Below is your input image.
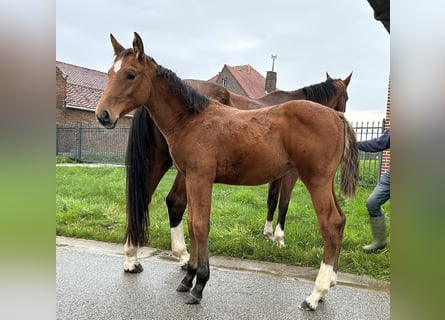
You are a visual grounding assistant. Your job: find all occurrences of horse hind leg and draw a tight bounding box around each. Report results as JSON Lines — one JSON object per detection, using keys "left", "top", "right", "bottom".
{"left": 273, "top": 171, "right": 299, "bottom": 247}
{"left": 123, "top": 239, "right": 143, "bottom": 273}
{"left": 298, "top": 181, "right": 345, "bottom": 311}
{"left": 264, "top": 179, "right": 281, "bottom": 240}
{"left": 177, "top": 204, "right": 197, "bottom": 293}
{"left": 166, "top": 172, "right": 190, "bottom": 268}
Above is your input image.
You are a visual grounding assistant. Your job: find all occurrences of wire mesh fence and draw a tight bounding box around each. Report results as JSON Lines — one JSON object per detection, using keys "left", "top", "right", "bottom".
{"left": 56, "top": 119, "right": 386, "bottom": 187}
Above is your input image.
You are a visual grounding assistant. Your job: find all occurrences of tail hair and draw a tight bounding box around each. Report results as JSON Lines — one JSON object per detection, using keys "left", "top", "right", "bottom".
{"left": 125, "top": 106, "right": 152, "bottom": 246}
{"left": 339, "top": 115, "right": 359, "bottom": 200}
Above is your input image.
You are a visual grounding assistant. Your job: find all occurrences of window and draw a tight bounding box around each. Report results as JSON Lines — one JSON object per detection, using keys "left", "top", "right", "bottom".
{"left": 221, "top": 78, "right": 227, "bottom": 87}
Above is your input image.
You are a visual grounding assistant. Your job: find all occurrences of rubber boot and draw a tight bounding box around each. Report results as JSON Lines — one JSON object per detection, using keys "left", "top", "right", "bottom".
{"left": 363, "top": 216, "right": 387, "bottom": 253}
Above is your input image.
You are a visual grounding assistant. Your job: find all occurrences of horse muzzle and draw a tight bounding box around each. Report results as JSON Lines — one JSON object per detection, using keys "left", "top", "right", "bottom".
{"left": 96, "top": 109, "right": 117, "bottom": 129}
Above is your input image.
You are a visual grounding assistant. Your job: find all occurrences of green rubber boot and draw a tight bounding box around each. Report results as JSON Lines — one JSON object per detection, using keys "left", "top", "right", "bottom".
{"left": 363, "top": 216, "right": 387, "bottom": 253}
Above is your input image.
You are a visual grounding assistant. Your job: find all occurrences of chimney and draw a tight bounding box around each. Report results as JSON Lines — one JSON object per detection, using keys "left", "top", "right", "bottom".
{"left": 265, "top": 54, "right": 277, "bottom": 93}
{"left": 265, "top": 71, "right": 277, "bottom": 93}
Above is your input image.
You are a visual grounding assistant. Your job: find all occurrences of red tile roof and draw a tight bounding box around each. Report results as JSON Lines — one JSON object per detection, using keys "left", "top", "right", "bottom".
{"left": 210, "top": 64, "right": 266, "bottom": 99}
{"left": 57, "top": 61, "right": 107, "bottom": 110}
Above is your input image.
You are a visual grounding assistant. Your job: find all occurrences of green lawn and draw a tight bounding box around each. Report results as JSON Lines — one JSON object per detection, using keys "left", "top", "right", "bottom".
{"left": 56, "top": 165, "right": 390, "bottom": 281}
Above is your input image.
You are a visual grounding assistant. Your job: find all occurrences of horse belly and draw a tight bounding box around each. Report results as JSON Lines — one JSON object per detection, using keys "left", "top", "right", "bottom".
{"left": 214, "top": 153, "right": 292, "bottom": 186}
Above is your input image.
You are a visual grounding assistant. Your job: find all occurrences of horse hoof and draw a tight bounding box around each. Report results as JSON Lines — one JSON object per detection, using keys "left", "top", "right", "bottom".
{"left": 176, "top": 283, "right": 191, "bottom": 292}
{"left": 124, "top": 263, "right": 143, "bottom": 273}
{"left": 298, "top": 300, "right": 316, "bottom": 311}
{"left": 185, "top": 293, "right": 201, "bottom": 305}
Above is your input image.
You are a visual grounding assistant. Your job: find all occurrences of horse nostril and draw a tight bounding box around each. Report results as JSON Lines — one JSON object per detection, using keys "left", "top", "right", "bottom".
{"left": 102, "top": 110, "right": 110, "bottom": 121}
{"left": 96, "top": 109, "right": 111, "bottom": 126}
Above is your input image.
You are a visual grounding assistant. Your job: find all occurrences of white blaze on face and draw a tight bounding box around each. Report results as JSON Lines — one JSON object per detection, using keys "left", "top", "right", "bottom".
{"left": 113, "top": 59, "right": 122, "bottom": 73}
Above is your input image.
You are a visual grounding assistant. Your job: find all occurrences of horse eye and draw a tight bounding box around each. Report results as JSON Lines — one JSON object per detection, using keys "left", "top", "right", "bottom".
{"left": 127, "top": 72, "right": 136, "bottom": 80}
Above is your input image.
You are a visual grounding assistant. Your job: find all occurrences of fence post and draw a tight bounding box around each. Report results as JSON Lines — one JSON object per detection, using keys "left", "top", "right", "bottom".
{"left": 75, "top": 122, "right": 83, "bottom": 161}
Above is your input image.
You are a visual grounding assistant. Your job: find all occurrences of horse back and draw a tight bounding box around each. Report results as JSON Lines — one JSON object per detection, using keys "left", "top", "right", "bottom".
{"left": 170, "top": 101, "right": 344, "bottom": 185}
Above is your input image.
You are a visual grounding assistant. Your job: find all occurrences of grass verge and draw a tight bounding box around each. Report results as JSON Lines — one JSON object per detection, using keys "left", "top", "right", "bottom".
{"left": 56, "top": 165, "right": 390, "bottom": 281}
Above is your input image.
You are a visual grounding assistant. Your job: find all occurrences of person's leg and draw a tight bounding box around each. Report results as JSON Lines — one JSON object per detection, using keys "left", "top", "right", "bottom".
{"left": 363, "top": 170, "right": 390, "bottom": 253}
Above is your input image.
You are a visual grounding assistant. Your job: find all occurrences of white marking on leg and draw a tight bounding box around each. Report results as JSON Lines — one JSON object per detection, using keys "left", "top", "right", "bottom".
{"left": 305, "top": 262, "right": 333, "bottom": 310}
{"left": 273, "top": 224, "right": 286, "bottom": 247}
{"left": 171, "top": 222, "right": 190, "bottom": 267}
{"left": 123, "top": 241, "right": 139, "bottom": 271}
{"left": 113, "top": 59, "right": 122, "bottom": 73}
{"left": 263, "top": 220, "right": 273, "bottom": 239}
{"left": 330, "top": 271, "right": 338, "bottom": 287}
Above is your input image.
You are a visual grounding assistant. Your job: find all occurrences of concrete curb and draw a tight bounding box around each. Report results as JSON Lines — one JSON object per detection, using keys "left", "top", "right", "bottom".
{"left": 56, "top": 236, "right": 390, "bottom": 293}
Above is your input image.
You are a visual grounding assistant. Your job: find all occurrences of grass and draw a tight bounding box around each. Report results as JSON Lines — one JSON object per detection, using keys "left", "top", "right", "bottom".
{"left": 56, "top": 166, "right": 390, "bottom": 281}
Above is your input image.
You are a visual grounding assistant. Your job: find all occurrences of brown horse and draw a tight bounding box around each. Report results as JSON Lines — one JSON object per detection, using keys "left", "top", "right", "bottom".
{"left": 124, "top": 74, "right": 352, "bottom": 270}
{"left": 96, "top": 33, "right": 359, "bottom": 311}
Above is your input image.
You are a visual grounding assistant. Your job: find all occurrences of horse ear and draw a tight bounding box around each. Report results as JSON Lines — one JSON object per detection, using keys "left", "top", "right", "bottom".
{"left": 326, "top": 72, "right": 333, "bottom": 80}
{"left": 343, "top": 72, "right": 353, "bottom": 87}
{"left": 110, "top": 34, "right": 125, "bottom": 56}
{"left": 133, "top": 32, "right": 145, "bottom": 60}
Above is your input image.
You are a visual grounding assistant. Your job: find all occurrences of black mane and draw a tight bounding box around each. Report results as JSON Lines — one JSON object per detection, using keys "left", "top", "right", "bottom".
{"left": 156, "top": 64, "right": 210, "bottom": 113}
{"left": 303, "top": 79, "right": 337, "bottom": 104}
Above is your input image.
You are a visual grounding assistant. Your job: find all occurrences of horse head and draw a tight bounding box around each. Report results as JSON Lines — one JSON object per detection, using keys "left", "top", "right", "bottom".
{"left": 326, "top": 72, "right": 352, "bottom": 113}
{"left": 96, "top": 32, "right": 153, "bottom": 128}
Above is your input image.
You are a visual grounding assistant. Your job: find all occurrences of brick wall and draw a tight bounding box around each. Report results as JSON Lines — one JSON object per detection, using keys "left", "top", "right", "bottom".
{"left": 215, "top": 68, "right": 247, "bottom": 96}
{"left": 381, "top": 77, "right": 391, "bottom": 175}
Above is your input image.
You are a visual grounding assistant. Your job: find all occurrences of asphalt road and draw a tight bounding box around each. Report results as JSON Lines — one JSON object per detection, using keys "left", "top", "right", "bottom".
{"left": 56, "top": 237, "right": 389, "bottom": 320}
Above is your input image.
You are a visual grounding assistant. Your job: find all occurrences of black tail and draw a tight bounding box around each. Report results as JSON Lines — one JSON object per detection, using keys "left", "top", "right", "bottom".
{"left": 125, "top": 107, "right": 153, "bottom": 246}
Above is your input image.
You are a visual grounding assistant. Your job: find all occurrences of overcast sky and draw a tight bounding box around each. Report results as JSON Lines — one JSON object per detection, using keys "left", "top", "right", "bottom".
{"left": 56, "top": 0, "right": 389, "bottom": 123}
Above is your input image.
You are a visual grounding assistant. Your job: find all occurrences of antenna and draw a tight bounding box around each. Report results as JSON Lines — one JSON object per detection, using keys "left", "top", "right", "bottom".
{"left": 271, "top": 54, "right": 277, "bottom": 71}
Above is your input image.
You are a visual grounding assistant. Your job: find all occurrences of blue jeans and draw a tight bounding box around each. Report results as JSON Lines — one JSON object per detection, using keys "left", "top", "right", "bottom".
{"left": 366, "top": 168, "right": 390, "bottom": 217}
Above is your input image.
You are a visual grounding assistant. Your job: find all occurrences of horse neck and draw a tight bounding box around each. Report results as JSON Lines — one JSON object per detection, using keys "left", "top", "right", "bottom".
{"left": 145, "top": 77, "right": 190, "bottom": 138}
{"left": 256, "top": 89, "right": 306, "bottom": 106}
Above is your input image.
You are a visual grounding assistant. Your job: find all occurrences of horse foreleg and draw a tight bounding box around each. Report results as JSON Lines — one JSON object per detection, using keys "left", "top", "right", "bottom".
{"left": 166, "top": 172, "right": 190, "bottom": 267}
{"left": 298, "top": 184, "right": 345, "bottom": 311}
{"left": 123, "top": 239, "right": 143, "bottom": 273}
{"left": 179, "top": 176, "right": 212, "bottom": 305}
{"left": 264, "top": 179, "right": 281, "bottom": 240}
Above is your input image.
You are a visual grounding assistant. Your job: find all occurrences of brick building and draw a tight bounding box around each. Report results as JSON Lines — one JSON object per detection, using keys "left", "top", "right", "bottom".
{"left": 208, "top": 64, "right": 268, "bottom": 98}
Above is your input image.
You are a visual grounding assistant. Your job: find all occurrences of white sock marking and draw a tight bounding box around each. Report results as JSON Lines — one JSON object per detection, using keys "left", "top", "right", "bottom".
{"left": 171, "top": 222, "right": 189, "bottom": 266}
{"left": 305, "top": 262, "right": 334, "bottom": 310}
{"left": 273, "top": 224, "right": 286, "bottom": 247}
{"left": 123, "top": 241, "right": 139, "bottom": 271}
{"left": 263, "top": 220, "right": 273, "bottom": 238}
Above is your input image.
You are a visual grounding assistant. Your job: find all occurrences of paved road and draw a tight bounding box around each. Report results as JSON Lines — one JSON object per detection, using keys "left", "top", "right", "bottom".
{"left": 56, "top": 237, "right": 390, "bottom": 320}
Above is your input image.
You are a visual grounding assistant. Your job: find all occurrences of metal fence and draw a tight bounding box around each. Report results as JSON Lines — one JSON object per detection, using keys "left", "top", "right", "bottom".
{"left": 56, "top": 120, "right": 386, "bottom": 187}
{"left": 56, "top": 123, "right": 129, "bottom": 164}
{"left": 353, "top": 119, "right": 386, "bottom": 187}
